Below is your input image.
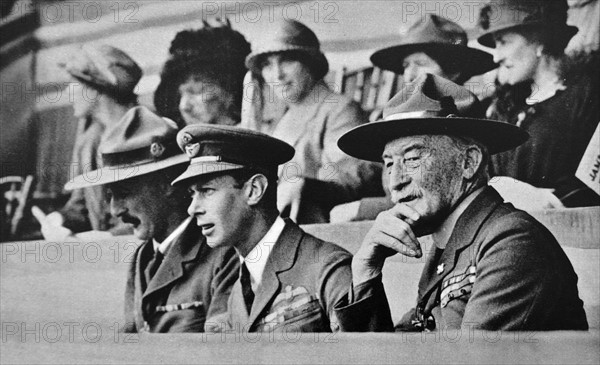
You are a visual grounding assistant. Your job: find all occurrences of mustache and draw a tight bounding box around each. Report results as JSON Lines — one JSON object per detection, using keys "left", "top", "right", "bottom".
{"left": 394, "top": 190, "right": 423, "bottom": 204}
{"left": 120, "top": 213, "right": 140, "bottom": 226}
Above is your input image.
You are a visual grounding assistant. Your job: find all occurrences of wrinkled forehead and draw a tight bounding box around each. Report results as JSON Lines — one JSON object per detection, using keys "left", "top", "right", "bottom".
{"left": 383, "top": 135, "right": 435, "bottom": 155}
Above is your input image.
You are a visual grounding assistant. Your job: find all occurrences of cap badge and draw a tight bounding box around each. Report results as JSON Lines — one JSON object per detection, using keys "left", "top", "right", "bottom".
{"left": 185, "top": 143, "right": 200, "bottom": 158}
{"left": 150, "top": 142, "right": 165, "bottom": 158}
{"left": 181, "top": 133, "right": 193, "bottom": 145}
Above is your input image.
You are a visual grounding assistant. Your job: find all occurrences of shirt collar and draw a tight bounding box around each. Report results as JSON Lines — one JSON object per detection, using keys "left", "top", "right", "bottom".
{"left": 152, "top": 216, "right": 192, "bottom": 254}
{"left": 240, "top": 216, "right": 286, "bottom": 291}
{"left": 432, "top": 187, "right": 485, "bottom": 249}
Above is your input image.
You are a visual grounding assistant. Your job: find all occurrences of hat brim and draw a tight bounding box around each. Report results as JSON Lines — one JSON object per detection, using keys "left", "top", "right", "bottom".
{"left": 171, "top": 161, "right": 247, "bottom": 186}
{"left": 338, "top": 117, "right": 529, "bottom": 162}
{"left": 370, "top": 43, "right": 496, "bottom": 78}
{"left": 477, "top": 23, "right": 578, "bottom": 48}
{"left": 245, "top": 46, "right": 329, "bottom": 80}
{"left": 64, "top": 154, "right": 189, "bottom": 191}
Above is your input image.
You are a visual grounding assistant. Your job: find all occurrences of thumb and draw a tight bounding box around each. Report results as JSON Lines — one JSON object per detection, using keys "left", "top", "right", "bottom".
{"left": 31, "top": 206, "right": 47, "bottom": 225}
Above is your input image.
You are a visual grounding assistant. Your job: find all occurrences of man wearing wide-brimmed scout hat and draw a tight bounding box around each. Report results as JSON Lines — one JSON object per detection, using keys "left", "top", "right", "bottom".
{"left": 65, "top": 106, "right": 238, "bottom": 333}
{"left": 32, "top": 44, "right": 142, "bottom": 241}
{"left": 173, "top": 124, "right": 374, "bottom": 333}
{"left": 333, "top": 73, "right": 588, "bottom": 332}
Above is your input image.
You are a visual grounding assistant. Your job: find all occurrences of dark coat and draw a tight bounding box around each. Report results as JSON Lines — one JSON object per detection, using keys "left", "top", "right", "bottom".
{"left": 212, "top": 219, "right": 352, "bottom": 332}
{"left": 336, "top": 187, "right": 588, "bottom": 331}
{"left": 123, "top": 222, "right": 239, "bottom": 333}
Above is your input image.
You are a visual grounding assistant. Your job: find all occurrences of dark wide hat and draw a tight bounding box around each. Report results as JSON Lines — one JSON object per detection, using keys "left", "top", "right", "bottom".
{"left": 65, "top": 106, "right": 188, "bottom": 190}
{"left": 371, "top": 14, "right": 495, "bottom": 78}
{"left": 477, "top": 0, "right": 578, "bottom": 48}
{"left": 338, "top": 73, "right": 528, "bottom": 162}
{"left": 245, "top": 20, "right": 329, "bottom": 80}
{"left": 59, "top": 44, "right": 143, "bottom": 98}
{"left": 172, "top": 124, "right": 295, "bottom": 186}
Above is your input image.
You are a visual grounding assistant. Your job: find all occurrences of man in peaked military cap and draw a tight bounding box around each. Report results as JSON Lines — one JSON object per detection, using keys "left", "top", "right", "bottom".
{"left": 172, "top": 125, "right": 360, "bottom": 333}
{"left": 33, "top": 44, "right": 142, "bottom": 240}
{"left": 65, "top": 106, "right": 238, "bottom": 333}
{"left": 334, "top": 73, "right": 588, "bottom": 331}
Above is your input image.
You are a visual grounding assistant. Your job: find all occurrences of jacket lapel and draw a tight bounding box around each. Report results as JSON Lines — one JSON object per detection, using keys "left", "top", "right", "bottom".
{"left": 142, "top": 222, "right": 202, "bottom": 300}
{"left": 134, "top": 241, "right": 151, "bottom": 329}
{"left": 247, "top": 219, "right": 302, "bottom": 328}
{"left": 417, "top": 187, "right": 503, "bottom": 310}
{"left": 229, "top": 279, "right": 250, "bottom": 325}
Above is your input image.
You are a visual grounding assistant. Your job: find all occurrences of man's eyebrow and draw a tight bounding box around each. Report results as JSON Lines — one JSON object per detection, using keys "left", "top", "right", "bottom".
{"left": 382, "top": 142, "right": 427, "bottom": 160}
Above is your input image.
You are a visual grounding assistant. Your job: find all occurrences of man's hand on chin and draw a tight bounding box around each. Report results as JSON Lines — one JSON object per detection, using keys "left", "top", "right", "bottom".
{"left": 351, "top": 203, "right": 422, "bottom": 286}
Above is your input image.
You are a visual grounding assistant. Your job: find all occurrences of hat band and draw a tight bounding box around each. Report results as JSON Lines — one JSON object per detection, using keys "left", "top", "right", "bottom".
{"left": 384, "top": 110, "right": 455, "bottom": 121}
{"left": 102, "top": 143, "right": 179, "bottom": 167}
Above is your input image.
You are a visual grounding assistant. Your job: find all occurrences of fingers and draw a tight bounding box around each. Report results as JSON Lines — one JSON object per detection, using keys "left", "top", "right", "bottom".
{"left": 371, "top": 212, "right": 422, "bottom": 257}
{"left": 31, "top": 206, "right": 47, "bottom": 225}
{"left": 388, "top": 203, "right": 420, "bottom": 225}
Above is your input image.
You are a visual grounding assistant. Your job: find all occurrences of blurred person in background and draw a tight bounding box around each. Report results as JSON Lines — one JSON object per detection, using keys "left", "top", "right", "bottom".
{"left": 479, "top": 0, "right": 600, "bottom": 209}
{"left": 242, "top": 19, "right": 382, "bottom": 224}
{"left": 153, "top": 19, "right": 251, "bottom": 128}
{"left": 32, "top": 44, "right": 141, "bottom": 241}
{"left": 331, "top": 14, "right": 496, "bottom": 222}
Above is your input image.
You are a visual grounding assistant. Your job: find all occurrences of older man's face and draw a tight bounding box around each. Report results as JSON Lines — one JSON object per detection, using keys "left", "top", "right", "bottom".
{"left": 382, "top": 135, "right": 465, "bottom": 235}
{"left": 107, "top": 175, "right": 170, "bottom": 241}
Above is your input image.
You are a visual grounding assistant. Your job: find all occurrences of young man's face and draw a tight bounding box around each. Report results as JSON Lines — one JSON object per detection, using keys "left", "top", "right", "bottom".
{"left": 187, "top": 173, "right": 252, "bottom": 249}
{"left": 107, "top": 175, "right": 170, "bottom": 241}
{"left": 382, "top": 135, "right": 465, "bottom": 236}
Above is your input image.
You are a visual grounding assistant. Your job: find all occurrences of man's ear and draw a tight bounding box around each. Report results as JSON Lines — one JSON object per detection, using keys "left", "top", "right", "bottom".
{"left": 462, "top": 145, "right": 483, "bottom": 180}
{"left": 245, "top": 174, "right": 269, "bottom": 206}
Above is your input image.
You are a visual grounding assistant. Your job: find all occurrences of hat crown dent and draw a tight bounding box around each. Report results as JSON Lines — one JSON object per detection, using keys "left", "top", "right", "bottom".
{"left": 100, "top": 106, "right": 179, "bottom": 157}
{"left": 383, "top": 73, "right": 483, "bottom": 120}
{"left": 401, "top": 14, "right": 467, "bottom": 46}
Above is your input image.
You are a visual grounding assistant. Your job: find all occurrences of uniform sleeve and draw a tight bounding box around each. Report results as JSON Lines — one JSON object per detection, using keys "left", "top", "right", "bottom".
{"left": 333, "top": 275, "right": 394, "bottom": 332}
{"left": 206, "top": 247, "right": 240, "bottom": 325}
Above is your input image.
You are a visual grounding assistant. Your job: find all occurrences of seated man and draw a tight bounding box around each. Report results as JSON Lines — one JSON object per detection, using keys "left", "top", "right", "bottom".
{"left": 64, "top": 106, "right": 238, "bottom": 333}
{"left": 171, "top": 124, "right": 354, "bottom": 332}
{"left": 335, "top": 73, "right": 588, "bottom": 331}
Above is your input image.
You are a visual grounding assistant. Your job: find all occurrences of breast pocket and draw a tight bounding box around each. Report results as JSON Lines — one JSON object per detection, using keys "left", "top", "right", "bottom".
{"left": 256, "top": 285, "right": 328, "bottom": 332}
{"left": 148, "top": 301, "right": 206, "bottom": 332}
{"left": 440, "top": 266, "right": 476, "bottom": 308}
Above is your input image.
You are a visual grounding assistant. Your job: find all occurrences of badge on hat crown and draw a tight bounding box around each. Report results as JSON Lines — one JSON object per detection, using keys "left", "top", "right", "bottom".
{"left": 64, "top": 106, "right": 188, "bottom": 190}
{"left": 338, "top": 73, "right": 529, "bottom": 162}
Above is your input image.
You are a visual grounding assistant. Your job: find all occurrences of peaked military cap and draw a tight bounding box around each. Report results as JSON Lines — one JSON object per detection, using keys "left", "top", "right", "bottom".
{"left": 171, "top": 124, "right": 295, "bottom": 185}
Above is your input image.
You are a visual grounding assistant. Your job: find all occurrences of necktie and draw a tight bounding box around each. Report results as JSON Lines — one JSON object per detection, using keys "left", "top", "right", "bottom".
{"left": 240, "top": 262, "right": 254, "bottom": 314}
{"left": 144, "top": 249, "right": 164, "bottom": 286}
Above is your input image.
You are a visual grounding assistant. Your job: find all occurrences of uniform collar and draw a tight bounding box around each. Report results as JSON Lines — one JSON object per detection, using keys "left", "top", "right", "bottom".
{"left": 240, "top": 216, "right": 286, "bottom": 291}
{"left": 152, "top": 216, "right": 193, "bottom": 254}
{"left": 432, "top": 187, "right": 486, "bottom": 249}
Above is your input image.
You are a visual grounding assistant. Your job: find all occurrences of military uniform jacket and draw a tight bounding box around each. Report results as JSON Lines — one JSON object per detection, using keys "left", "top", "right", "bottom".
{"left": 336, "top": 187, "right": 588, "bottom": 331}
{"left": 214, "top": 219, "right": 352, "bottom": 333}
{"left": 123, "top": 223, "right": 239, "bottom": 333}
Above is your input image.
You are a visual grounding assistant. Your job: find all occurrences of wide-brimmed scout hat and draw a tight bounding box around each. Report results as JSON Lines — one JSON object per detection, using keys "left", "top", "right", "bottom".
{"left": 337, "top": 73, "right": 528, "bottom": 162}
{"left": 59, "top": 44, "right": 143, "bottom": 98}
{"left": 477, "top": 0, "right": 578, "bottom": 48}
{"left": 64, "top": 106, "right": 188, "bottom": 190}
{"left": 171, "top": 124, "right": 295, "bottom": 186}
{"left": 245, "top": 19, "right": 329, "bottom": 80}
{"left": 371, "top": 14, "right": 495, "bottom": 78}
